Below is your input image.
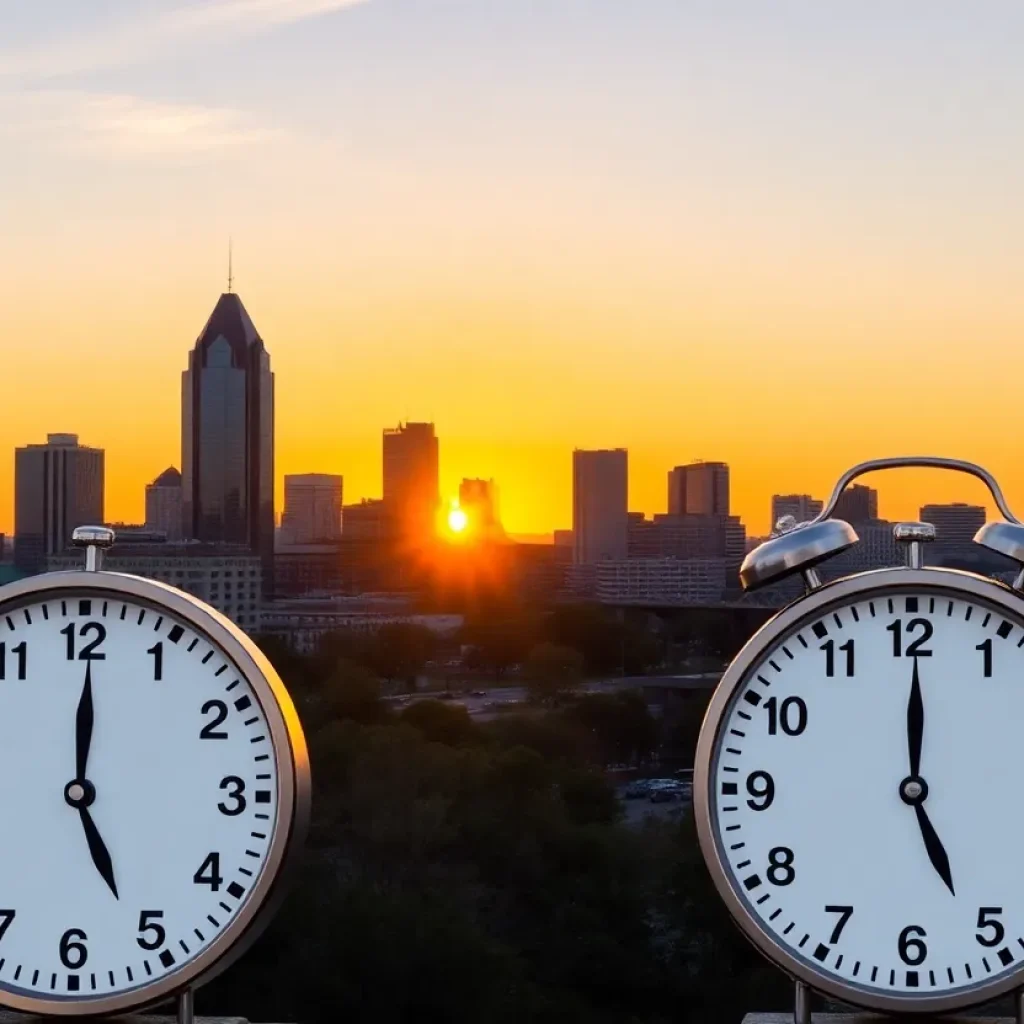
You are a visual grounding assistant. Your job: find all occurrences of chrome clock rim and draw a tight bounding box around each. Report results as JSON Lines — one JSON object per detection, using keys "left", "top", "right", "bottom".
{"left": 0, "top": 571, "right": 311, "bottom": 1017}
{"left": 694, "top": 566, "right": 1024, "bottom": 1015}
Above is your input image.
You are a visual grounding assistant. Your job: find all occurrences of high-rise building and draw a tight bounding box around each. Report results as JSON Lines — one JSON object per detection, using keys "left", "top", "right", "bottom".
{"left": 572, "top": 449, "right": 628, "bottom": 564}
{"left": 181, "top": 290, "right": 274, "bottom": 592}
{"left": 834, "top": 484, "right": 878, "bottom": 524}
{"left": 145, "top": 467, "right": 183, "bottom": 541}
{"left": 458, "top": 478, "right": 500, "bottom": 533}
{"left": 281, "top": 474, "right": 343, "bottom": 545}
{"left": 920, "top": 503, "right": 986, "bottom": 547}
{"left": 14, "top": 433, "right": 104, "bottom": 574}
{"left": 383, "top": 422, "right": 439, "bottom": 543}
{"left": 668, "top": 461, "right": 730, "bottom": 516}
{"left": 771, "top": 494, "right": 823, "bottom": 530}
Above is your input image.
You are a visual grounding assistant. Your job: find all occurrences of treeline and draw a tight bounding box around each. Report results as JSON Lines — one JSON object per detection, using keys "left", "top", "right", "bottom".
{"left": 198, "top": 615, "right": 790, "bottom": 1024}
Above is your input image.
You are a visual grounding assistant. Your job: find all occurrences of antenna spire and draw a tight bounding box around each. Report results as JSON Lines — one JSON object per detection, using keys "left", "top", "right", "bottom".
{"left": 227, "top": 238, "right": 234, "bottom": 294}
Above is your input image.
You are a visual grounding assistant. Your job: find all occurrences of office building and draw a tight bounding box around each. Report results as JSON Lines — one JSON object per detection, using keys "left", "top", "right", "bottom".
{"left": 281, "top": 474, "right": 343, "bottom": 545}
{"left": 771, "top": 494, "right": 823, "bottom": 531}
{"left": 628, "top": 513, "right": 746, "bottom": 563}
{"left": 383, "top": 423, "right": 439, "bottom": 543}
{"left": 668, "top": 461, "right": 729, "bottom": 516}
{"left": 572, "top": 449, "right": 628, "bottom": 564}
{"left": 145, "top": 467, "right": 183, "bottom": 541}
{"left": 47, "top": 544, "right": 262, "bottom": 630}
{"left": 920, "top": 503, "right": 986, "bottom": 548}
{"left": 15, "top": 433, "right": 104, "bottom": 574}
{"left": 596, "top": 558, "right": 728, "bottom": 606}
{"left": 834, "top": 484, "right": 878, "bottom": 524}
{"left": 182, "top": 290, "right": 274, "bottom": 592}
{"left": 458, "top": 478, "right": 500, "bottom": 533}
{"left": 343, "top": 499, "right": 393, "bottom": 540}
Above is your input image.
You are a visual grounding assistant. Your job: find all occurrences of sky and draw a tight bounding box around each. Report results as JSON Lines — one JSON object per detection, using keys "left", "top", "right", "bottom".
{"left": 5, "top": 0, "right": 1024, "bottom": 538}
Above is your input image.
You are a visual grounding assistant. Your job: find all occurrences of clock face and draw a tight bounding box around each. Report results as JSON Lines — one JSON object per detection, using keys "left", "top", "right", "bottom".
{"left": 0, "top": 587, "right": 282, "bottom": 1008}
{"left": 701, "top": 576, "right": 1024, "bottom": 1010}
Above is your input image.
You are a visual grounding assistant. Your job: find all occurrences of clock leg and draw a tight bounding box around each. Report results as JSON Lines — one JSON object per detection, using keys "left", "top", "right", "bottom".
{"left": 794, "top": 980, "right": 811, "bottom": 1024}
{"left": 177, "top": 987, "right": 195, "bottom": 1024}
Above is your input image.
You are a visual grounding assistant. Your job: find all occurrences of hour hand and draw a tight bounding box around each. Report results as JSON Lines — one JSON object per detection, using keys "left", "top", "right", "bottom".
{"left": 915, "top": 803, "right": 955, "bottom": 897}
{"left": 79, "top": 805, "right": 119, "bottom": 900}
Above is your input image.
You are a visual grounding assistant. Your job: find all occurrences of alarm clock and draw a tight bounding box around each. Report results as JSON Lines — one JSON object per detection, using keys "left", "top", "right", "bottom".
{"left": 695, "top": 457, "right": 1024, "bottom": 1020}
{"left": 0, "top": 526, "right": 310, "bottom": 1018}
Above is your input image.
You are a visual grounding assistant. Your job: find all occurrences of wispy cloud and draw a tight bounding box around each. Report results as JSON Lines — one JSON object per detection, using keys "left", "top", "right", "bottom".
{"left": 0, "top": 0, "right": 370, "bottom": 79}
{"left": 0, "top": 90, "right": 280, "bottom": 158}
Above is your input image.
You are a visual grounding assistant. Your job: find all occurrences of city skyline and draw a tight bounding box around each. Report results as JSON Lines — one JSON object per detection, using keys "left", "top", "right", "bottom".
{"left": 7, "top": 3, "right": 1024, "bottom": 535}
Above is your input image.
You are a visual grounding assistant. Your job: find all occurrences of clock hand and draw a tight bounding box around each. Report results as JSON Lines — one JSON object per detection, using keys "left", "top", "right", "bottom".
{"left": 65, "top": 662, "right": 118, "bottom": 899}
{"left": 906, "top": 656, "right": 923, "bottom": 779}
{"left": 75, "top": 661, "right": 93, "bottom": 781}
{"left": 915, "top": 803, "right": 955, "bottom": 896}
{"left": 78, "top": 805, "right": 119, "bottom": 899}
{"left": 899, "top": 657, "right": 954, "bottom": 896}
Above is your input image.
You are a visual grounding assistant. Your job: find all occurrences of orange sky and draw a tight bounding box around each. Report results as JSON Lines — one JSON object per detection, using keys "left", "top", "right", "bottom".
{"left": 4, "top": 3, "right": 1024, "bottom": 539}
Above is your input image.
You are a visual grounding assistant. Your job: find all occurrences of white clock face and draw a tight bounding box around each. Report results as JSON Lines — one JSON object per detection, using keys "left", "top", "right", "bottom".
{"left": 0, "top": 590, "right": 280, "bottom": 1005}
{"left": 707, "top": 581, "right": 1024, "bottom": 1007}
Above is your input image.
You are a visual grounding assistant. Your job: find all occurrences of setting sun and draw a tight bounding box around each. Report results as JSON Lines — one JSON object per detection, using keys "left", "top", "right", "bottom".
{"left": 447, "top": 506, "right": 469, "bottom": 534}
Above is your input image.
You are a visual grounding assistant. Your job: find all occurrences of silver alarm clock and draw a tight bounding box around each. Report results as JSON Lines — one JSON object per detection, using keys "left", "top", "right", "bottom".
{"left": 695, "top": 457, "right": 1024, "bottom": 1021}
{"left": 0, "top": 527, "right": 310, "bottom": 1020}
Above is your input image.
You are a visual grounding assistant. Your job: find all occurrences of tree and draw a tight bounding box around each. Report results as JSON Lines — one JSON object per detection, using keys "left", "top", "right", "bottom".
{"left": 564, "top": 690, "right": 659, "bottom": 766}
{"left": 369, "top": 622, "right": 438, "bottom": 688}
{"left": 322, "top": 658, "right": 390, "bottom": 725}
{"left": 524, "top": 642, "right": 583, "bottom": 703}
{"left": 400, "top": 699, "right": 478, "bottom": 746}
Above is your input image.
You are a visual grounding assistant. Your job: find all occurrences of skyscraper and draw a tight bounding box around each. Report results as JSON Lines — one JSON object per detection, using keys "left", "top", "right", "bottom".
{"left": 771, "top": 494, "right": 823, "bottom": 530}
{"left": 458, "top": 478, "right": 500, "bottom": 533}
{"left": 668, "top": 461, "right": 730, "bottom": 516}
{"left": 383, "top": 422, "right": 439, "bottom": 543}
{"left": 281, "top": 474, "right": 343, "bottom": 545}
{"left": 145, "top": 467, "right": 183, "bottom": 541}
{"left": 14, "top": 433, "right": 104, "bottom": 574}
{"left": 834, "top": 484, "right": 878, "bottom": 524}
{"left": 182, "top": 290, "right": 274, "bottom": 591}
{"left": 572, "top": 448, "right": 628, "bottom": 564}
{"left": 920, "top": 503, "right": 986, "bottom": 547}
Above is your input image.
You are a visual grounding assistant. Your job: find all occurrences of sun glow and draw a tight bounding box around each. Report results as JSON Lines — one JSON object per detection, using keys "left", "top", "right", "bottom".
{"left": 447, "top": 505, "right": 469, "bottom": 534}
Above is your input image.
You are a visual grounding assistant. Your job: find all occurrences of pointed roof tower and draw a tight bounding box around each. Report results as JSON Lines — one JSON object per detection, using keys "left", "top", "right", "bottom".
{"left": 193, "top": 292, "right": 265, "bottom": 366}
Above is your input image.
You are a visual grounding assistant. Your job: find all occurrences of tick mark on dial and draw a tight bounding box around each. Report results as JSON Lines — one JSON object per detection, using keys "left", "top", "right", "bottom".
{"left": 207, "top": 915, "right": 220, "bottom": 927}
{"left": 743, "top": 691, "right": 762, "bottom": 707}
{"left": 798, "top": 934, "right": 809, "bottom": 949}
{"left": 906, "top": 971, "right": 918, "bottom": 987}
{"left": 852, "top": 961, "right": 860, "bottom": 977}
{"left": 812, "top": 622, "right": 828, "bottom": 639}
{"left": 23, "top": 609, "right": 31, "bottom": 625}
{"left": 100, "top": 602, "right": 107, "bottom": 617}
{"left": 947, "top": 967, "right": 954, "bottom": 983}
{"left": 966, "top": 606, "right": 974, "bottom": 621}
{"left": 724, "top": 824, "right": 740, "bottom": 832}
{"left": 906, "top": 597, "right": 918, "bottom": 613}
{"left": 769, "top": 909, "right": 782, "bottom": 921}
{"left": 136, "top": 610, "right": 145, "bottom": 625}
{"left": 168, "top": 625, "right": 184, "bottom": 644}
{"left": 179, "top": 940, "right": 190, "bottom": 954}
{"left": 797, "top": 635, "right": 808, "bottom": 648}
{"left": 143, "top": 960, "right": 152, "bottom": 976}
{"left": 126, "top": 966, "right": 133, "bottom": 982}
{"left": 947, "top": 601, "right": 954, "bottom": 616}
{"left": 202, "top": 651, "right": 213, "bottom": 664}
{"left": 226, "top": 679, "right": 241, "bottom": 691}
{"left": 983, "top": 957, "right": 991, "bottom": 973}
{"left": 850, "top": 606, "right": 860, "bottom": 622}
{"left": 194, "top": 929, "right": 205, "bottom": 941}
{"left": 965, "top": 963, "right": 973, "bottom": 979}
{"left": 722, "top": 783, "right": 738, "bottom": 796}
{"left": 119, "top": 606, "right": 127, "bottom": 621}
{"left": 41, "top": 604, "right": 48, "bottom": 620}
{"left": 153, "top": 616, "right": 163, "bottom": 631}
{"left": 742, "top": 874, "right": 762, "bottom": 891}
{"left": 812, "top": 943, "right": 828, "bottom": 962}
{"left": 783, "top": 922, "right": 795, "bottom": 936}
{"left": 108, "top": 970, "right": 114, "bottom": 986}
{"left": 832, "top": 613, "right": 843, "bottom": 629}
{"left": 982, "top": 612, "right": 992, "bottom": 628}
{"left": 729, "top": 842, "right": 745, "bottom": 851}
{"left": 218, "top": 901, "right": 231, "bottom": 913}
{"left": 887, "top": 598, "right": 894, "bottom": 614}
{"left": 234, "top": 695, "right": 252, "bottom": 711}
{"left": 728, "top": 729, "right": 746, "bottom": 738}
{"left": 243, "top": 716, "right": 260, "bottom": 726}
{"left": 1003, "top": 947, "right": 1017, "bottom": 965}
{"left": 870, "top": 967, "right": 878, "bottom": 982}
{"left": 215, "top": 665, "right": 227, "bottom": 676}
{"left": 835, "top": 954, "right": 843, "bottom": 969}
{"left": 998, "top": 620, "right": 1013, "bottom": 639}
{"left": 187, "top": 639, "right": 199, "bottom": 652}
{"left": 159, "top": 950, "right": 175, "bottom": 968}
{"left": 756, "top": 675, "right": 771, "bottom": 687}
{"left": 4, "top": 617, "right": 12, "bottom": 631}
{"left": 735, "top": 858, "right": 750, "bottom": 868}
{"left": 869, "top": 601, "right": 876, "bottom": 617}
{"left": 769, "top": 659, "right": 781, "bottom": 672}
{"left": 755, "top": 894, "right": 770, "bottom": 905}
{"left": 227, "top": 881, "right": 245, "bottom": 899}
{"left": 929, "top": 970, "right": 935, "bottom": 987}
{"left": 888, "top": 969, "right": 895, "bottom": 987}
{"left": 782, "top": 646, "right": 794, "bottom": 659}
{"left": 79, "top": 600, "right": 91, "bottom": 616}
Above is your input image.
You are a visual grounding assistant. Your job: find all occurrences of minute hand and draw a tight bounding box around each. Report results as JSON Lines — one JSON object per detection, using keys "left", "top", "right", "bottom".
{"left": 907, "top": 657, "right": 923, "bottom": 778}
